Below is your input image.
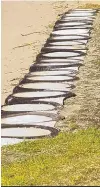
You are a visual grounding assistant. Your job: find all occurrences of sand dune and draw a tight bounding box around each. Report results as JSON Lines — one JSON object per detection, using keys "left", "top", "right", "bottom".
{"left": 1, "top": 1, "right": 100, "bottom": 105}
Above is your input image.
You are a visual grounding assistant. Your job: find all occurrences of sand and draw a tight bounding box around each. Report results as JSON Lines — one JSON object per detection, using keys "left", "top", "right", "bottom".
{"left": 1, "top": 1, "right": 100, "bottom": 105}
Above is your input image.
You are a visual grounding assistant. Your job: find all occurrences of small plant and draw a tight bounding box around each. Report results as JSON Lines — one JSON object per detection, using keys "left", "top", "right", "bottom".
{"left": 69, "top": 123, "right": 79, "bottom": 131}
{"left": 48, "top": 23, "right": 54, "bottom": 29}
{"left": 79, "top": 3, "right": 100, "bottom": 9}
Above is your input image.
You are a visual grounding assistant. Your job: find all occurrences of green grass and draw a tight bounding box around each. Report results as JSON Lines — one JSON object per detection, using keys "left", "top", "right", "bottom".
{"left": 1, "top": 127, "right": 100, "bottom": 186}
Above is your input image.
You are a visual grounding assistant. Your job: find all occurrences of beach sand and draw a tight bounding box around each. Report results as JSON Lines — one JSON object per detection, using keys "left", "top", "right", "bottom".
{"left": 1, "top": 1, "right": 100, "bottom": 105}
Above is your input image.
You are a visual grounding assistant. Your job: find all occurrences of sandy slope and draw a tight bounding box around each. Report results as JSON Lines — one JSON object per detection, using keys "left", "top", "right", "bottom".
{"left": 1, "top": 1, "right": 100, "bottom": 105}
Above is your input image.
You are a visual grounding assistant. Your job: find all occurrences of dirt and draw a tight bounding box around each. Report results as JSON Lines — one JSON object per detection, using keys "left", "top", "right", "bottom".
{"left": 56, "top": 11, "right": 100, "bottom": 131}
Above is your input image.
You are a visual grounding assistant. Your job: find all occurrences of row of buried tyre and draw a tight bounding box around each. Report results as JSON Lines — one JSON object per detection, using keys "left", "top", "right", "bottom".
{"left": 1, "top": 9, "right": 99, "bottom": 146}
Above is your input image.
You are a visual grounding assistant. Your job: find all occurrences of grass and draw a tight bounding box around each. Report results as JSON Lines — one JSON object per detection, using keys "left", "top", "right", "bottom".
{"left": 79, "top": 3, "right": 100, "bottom": 9}
{"left": 1, "top": 127, "right": 100, "bottom": 186}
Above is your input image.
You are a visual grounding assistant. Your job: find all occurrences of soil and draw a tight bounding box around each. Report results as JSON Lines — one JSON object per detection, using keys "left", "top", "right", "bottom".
{"left": 56, "top": 11, "right": 100, "bottom": 131}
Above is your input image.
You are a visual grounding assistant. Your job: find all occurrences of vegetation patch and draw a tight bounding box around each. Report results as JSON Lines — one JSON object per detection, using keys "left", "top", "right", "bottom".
{"left": 79, "top": 3, "right": 100, "bottom": 9}
{"left": 2, "top": 127, "right": 100, "bottom": 186}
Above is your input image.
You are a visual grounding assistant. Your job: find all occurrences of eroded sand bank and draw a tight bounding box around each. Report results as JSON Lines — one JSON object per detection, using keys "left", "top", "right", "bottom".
{"left": 1, "top": 1, "right": 100, "bottom": 105}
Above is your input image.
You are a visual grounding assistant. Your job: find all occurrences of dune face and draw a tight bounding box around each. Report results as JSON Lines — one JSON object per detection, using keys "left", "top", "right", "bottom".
{"left": 2, "top": 1, "right": 100, "bottom": 105}
{"left": 2, "top": 1, "right": 66, "bottom": 105}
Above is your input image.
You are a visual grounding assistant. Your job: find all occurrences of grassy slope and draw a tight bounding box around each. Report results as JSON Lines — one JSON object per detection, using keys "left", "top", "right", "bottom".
{"left": 2, "top": 128, "right": 100, "bottom": 186}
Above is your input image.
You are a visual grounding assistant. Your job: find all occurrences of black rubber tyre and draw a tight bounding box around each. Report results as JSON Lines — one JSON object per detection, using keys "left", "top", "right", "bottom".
{"left": 5, "top": 91, "right": 76, "bottom": 105}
